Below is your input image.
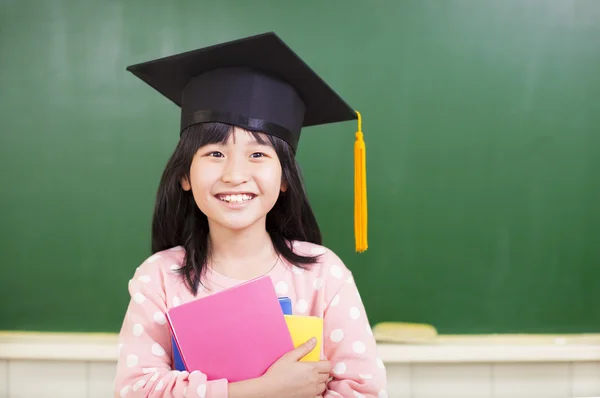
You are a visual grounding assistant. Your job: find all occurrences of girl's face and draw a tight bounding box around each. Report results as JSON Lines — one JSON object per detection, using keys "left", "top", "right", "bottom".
{"left": 181, "top": 127, "right": 286, "bottom": 232}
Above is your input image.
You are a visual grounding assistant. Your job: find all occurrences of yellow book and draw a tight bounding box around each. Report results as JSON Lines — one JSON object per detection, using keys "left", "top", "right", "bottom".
{"left": 284, "top": 315, "right": 323, "bottom": 361}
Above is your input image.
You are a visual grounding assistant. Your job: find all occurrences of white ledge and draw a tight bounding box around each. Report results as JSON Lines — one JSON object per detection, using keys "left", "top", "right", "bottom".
{"left": 1, "top": 331, "right": 599, "bottom": 363}
{"left": 378, "top": 343, "right": 600, "bottom": 363}
{"left": 0, "top": 332, "right": 119, "bottom": 362}
{"left": 377, "top": 334, "right": 600, "bottom": 363}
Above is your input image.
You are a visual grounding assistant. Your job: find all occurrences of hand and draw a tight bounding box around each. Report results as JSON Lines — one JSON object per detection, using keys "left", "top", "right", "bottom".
{"left": 261, "top": 337, "right": 332, "bottom": 398}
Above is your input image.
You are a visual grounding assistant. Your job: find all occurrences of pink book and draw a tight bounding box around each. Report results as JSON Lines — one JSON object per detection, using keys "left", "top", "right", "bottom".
{"left": 166, "top": 275, "right": 294, "bottom": 382}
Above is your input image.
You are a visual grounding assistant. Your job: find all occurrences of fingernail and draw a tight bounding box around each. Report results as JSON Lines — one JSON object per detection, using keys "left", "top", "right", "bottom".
{"left": 309, "top": 337, "right": 316, "bottom": 345}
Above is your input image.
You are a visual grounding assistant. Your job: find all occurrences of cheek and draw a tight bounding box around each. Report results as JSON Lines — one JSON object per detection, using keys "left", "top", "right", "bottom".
{"left": 188, "top": 162, "right": 219, "bottom": 197}
{"left": 257, "top": 166, "right": 283, "bottom": 195}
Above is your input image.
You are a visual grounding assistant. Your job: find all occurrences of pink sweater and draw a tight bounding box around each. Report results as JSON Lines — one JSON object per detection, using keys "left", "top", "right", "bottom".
{"left": 114, "top": 240, "right": 387, "bottom": 397}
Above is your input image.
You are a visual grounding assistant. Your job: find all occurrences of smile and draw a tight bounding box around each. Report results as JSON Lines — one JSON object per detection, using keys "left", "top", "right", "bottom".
{"left": 215, "top": 193, "right": 256, "bottom": 203}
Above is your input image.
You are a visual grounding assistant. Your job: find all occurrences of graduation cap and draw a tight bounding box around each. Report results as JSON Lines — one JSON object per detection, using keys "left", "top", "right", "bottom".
{"left": 126, "top": 32, "right": 367, "bottom": 252}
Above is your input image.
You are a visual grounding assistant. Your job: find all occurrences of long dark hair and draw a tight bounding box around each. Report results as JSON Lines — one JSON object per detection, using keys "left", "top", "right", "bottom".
{"left": 151, "top": 122, "right": 322, "bottom": 294}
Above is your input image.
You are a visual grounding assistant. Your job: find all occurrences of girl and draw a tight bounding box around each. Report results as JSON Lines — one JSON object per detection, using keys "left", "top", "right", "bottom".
{"left": 114, "top": 32, "right": 387, "bottom": 398}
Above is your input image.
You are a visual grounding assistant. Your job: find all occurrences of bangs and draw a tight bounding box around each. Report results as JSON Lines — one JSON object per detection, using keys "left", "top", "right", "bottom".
{"left": 182, "top": 122, "right": 276, "bottom": 149}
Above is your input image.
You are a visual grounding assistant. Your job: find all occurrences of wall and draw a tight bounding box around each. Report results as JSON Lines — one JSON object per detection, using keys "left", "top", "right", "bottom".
{"left": 2, "top": 360, "right": 599, "bottom": 398}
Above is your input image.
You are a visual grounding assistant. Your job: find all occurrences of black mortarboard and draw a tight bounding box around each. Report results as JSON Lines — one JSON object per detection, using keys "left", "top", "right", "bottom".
{"left": 125, "top": 31, "right": 356, "bottom": 153}
{"left": 126, "top": 32, "right": 368, "bottom": 252}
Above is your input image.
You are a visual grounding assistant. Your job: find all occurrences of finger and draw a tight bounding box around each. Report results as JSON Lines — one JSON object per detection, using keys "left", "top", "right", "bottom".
{"left": 314, "top": 360, "right": 333, "bottom": 373}
{"left": 316, "top": 382, "right": 327, "bottom": 394}
{"left": 317, "top": 373, "right": 330, "bottom": 384}
{"left": 282, "top": 337, "right": 317, "bottom": 361}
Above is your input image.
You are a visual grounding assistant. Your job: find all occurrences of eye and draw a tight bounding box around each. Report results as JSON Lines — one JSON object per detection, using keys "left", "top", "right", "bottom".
{"left": 250, "top": 152, "right": 266, "bottom": 158}
{"left": 207, "top": 151, "right": 224, "bottom": 158}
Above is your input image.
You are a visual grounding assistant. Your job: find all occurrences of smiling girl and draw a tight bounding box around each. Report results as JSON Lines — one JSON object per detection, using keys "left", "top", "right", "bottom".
{"left": 113, "top": 32, "right": 386, "bottom": 398}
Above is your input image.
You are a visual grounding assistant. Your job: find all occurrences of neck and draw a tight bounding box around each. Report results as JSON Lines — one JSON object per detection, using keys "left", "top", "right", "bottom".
{"left": 207, "top": 220, "right": 277, "bottom": 280}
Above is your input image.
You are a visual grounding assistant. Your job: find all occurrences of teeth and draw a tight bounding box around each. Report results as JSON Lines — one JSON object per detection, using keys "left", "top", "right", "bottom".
{"left": 220, "top": 194, "right": 253, "bottom": 203}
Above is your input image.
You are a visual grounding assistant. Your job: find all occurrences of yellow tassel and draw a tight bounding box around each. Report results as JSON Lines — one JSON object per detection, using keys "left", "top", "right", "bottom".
{"left": 354, "top": 110, "right": 368, "bottom": 252}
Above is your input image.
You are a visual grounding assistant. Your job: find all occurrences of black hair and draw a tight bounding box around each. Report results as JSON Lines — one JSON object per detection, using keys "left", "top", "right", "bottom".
{"left": 150, "top": 122, "right": 321, "bottom": 295}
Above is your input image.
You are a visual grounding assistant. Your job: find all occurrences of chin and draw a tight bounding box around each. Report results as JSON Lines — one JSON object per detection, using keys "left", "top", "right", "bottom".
{"left": 211, "top": 216, "right": 266, "bottom": 232}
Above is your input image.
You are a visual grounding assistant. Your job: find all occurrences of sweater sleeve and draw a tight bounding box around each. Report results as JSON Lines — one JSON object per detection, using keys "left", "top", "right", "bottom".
{"left": 321, "top": 266, "right": 388, "bottom": 398}
{"left": 113, "top": 261, "right": 228, "bottom": 398}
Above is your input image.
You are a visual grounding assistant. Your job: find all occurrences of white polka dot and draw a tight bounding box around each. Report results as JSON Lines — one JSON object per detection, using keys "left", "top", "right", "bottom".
{"left": 132, "top": 379, "right": 146, "bottom": 391}
{"left": 117, "top": 343, "right": 124, "bottom": 354}
{"left": 172, "top": 296, "right": 181, "bottom": 307}
{"left": 126, "top": 354, "right": 138, "bottom": 368}
{"left": 331, "top": 294, "right": 340, "bottom": 307}
{"left": 333, "top": 362, "right": 346, "bottom": 375}
{"left": 275, "top": 281, "right": 288, "bottom": 295}
{"left": 366, "top": 323, "right": 373, "bottom": 335}
{"left": 296, "top": 299, "right": 308, "bottom": 313}
{"left": 142, "top": 367, "right": 157, "bottom": 374}
{"left": 378, "top": 389, "right": 389, "bottom": 398}
{"left": 147, "top": 254, "right": 161, "bottom": 263}
{"left": 359, "top": 374, "right": 373, "bottom": 379}
{"left": 313, "top": 278, "right": 323, "bottom": 290}
{"left": 153, "top": 312, "right": 167, "bottom": 325}
{"left": 310, "top": 246, "right": 327, "bottom": 255}
{"left": 155, "top": 380, "right": 164, "bottom": 391}
{"left": 350, "top": 307, "right": 360, "bottom": 319}
{"left": 170, "top": 264, "right": 180, "bottom": 273}
{"left": 346, "top": 275, "right": 354, "bottom": 284}
{"left": 138, "top": 275, "right": 151, "bottom": 283}
{"left": 353, "top": 392, "right": 366, "bottom": 398}
{"left": 152, "top": 343, "right": 166, "bottom": 356}
{"left": 329, "top": 392, "right": 342, "bottom": 397}
{"left": 119, "top": 385, "right": 131, "bottom": 397}
{"left": 330, "top": 264, "right": 343, "bottom": 279}
{"left": 377, "top": 357, "right": 385, "bottom": 369}
{"left": 133, "top": 324, "right": 144, "bottom": 337}
{"left": 353, "top": 341, "right": 366, "bottom": 354}
{"left": 330, "top": 329, "right": 344, "bottom": 343}
{"left": 133, "top": 293, "right": 146, "bottom": 304}
{"left": 197, "top": 384, "right": 207, "bottom": 397}
{"left": 150, "top": 372, "right": 159, "bottom": 382}
{"left": 292, "top": 266, "right": 304, "bottom": 275}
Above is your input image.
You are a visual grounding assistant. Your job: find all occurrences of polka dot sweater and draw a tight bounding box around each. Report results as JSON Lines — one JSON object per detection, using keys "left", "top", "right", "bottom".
{"left": 114, "top": 241, "right": 388, "bottom": 397}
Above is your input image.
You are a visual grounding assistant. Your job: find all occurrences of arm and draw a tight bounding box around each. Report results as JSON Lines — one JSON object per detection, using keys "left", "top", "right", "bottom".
{"left": 321, "top": 270, "right": 388, "bottom": 398}
{"left": 113, "top": 264, "right": 232, "bottom": 398}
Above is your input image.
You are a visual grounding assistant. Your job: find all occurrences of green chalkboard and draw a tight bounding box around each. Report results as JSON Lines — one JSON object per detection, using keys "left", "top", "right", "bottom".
{"left": 1, "top": 0, "right": 599, "bottom": 334}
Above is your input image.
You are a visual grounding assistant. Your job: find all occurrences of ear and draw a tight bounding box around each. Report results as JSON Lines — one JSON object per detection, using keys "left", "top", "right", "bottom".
{"left": 180, "top": 175, "right": 191, "bottom": 191}
{"left": 281, "top": 179, "right": 288, "bottom": 193}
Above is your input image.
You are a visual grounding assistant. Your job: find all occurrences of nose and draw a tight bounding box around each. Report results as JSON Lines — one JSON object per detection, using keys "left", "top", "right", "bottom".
{"left": 221, "top": 155, "right": 249, "bottom": 185}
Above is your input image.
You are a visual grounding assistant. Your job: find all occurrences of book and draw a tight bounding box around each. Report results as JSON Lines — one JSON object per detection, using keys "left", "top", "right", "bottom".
{"left": 171, "top": 335, "right": 186, "bottom": 371}
{"left": 166, "top": 275, "right": 295, "bottom": 381}
{"left": 284, "top": 315, "right": 323, "bottom": 362}
{"left": 278, "top": 296, "right": 293, "bottom": 315}
{"left": 171, "top": 295, "right": 295, "bottom": 371}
